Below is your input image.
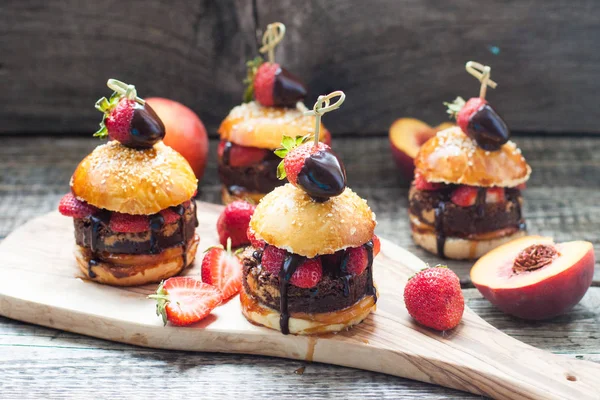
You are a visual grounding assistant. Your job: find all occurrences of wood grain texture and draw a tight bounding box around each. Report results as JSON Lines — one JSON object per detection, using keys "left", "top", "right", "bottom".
{"left": 1, "top": 206, "right": 599, "bottom": 399}
{"left": 2, "top": 1, "right": 600, "bottom": 135}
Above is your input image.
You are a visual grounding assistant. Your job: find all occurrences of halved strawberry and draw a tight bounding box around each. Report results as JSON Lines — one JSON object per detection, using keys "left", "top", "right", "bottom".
{"left": 289, "top": 258, "right": 323, "bottom": 288}
{"left": 160, "top": 208, "right": 181, "bottom": 224}
{"left": 201, "top": 239, "right": 243, "bottom": 300}
{"left": 345, "top": 247, "right": 369, "bottom": 275}
{"left": 413, "top": 173, "right": 442, "bottom": 191}
{"left": 451, "top": 186, "right": 478, "bottom": 207}
{"left": 372, "top": 235, "right": 381, "bottom": 257}
{"left": 58, "top": 193, "right": 99, "bottom": 218}
{"left": 261, "top": 245, "right": 287, "bottom": 274}
{"left": 229, "top": 143, "right": 269, "bottom": 167}
{"left": 486, "top": 187, "right": 506, "bottom": 203}
{"left": 109, "top": 213, "right": 149, "bottom": 233}
{"left": 149, "top": 277, "right": 222, "bottom": 326}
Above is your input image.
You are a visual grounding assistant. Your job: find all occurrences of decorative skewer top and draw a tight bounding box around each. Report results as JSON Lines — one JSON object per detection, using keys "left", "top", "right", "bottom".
{"left": 304, "top": 91, "right": 346, "bottom": 145}
{"left": 259, "top": 22, "right": 286, "bottom": 64}
{"left": 465, "top": 61, "right": 497, "bottom": 100}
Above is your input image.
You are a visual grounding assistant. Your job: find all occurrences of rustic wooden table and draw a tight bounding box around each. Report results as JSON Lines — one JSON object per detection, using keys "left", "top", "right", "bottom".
{"left": 1, "top": 136, "right": 598, "bottom": 399}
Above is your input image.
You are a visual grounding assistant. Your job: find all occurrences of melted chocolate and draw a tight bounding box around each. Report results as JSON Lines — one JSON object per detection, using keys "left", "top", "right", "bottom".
{"left": 364, "top": 241, "right": 376, "bottom": 302}
{"left": 127, "top": 103, "right": 166, "bottom": 149}
{"left": 467, "top": 104, "right": 510, "bottom": 151}
{"left": 273, "top": 67, "right": 307, "bottom": 108}
{"left": 88, "top": 210, "right": 110, "bottom": 277}
{"left": 148, "top": 214, "right": 165, "bottom": 253}
{"left": 221, "top": 141, "right": 233, "bottom": 166}
{"left": 279, "top": 253, "right": 305, "bottom": 334}
{"left": 434, "top": 199, "right": 447, "bottom": 258}
{"left": 475, "top": 187, "right": 487, "bottom": 217}
{"left": 296, "top": 150, "right": 346, "bottom": 201}
{"left": 174, "top": 204, "right": 188, "bottom": 267}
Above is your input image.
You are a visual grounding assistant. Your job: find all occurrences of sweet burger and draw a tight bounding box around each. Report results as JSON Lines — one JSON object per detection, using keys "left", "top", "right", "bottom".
{"left": 58, "top": 79, "right": 199, "bottom": 286}
{"left": 241, "top": 92, "right": 380, "bottom": 335}
{"left": 409, "top": 62, "right": 531, "bottom": 259}
{"left": 217, "top": 22, "right": 331, "bottom": 204}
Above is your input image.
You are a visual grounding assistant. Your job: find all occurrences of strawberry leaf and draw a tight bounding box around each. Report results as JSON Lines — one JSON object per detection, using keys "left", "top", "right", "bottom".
{"left": 281, "top": 135, "right": 295, "bottom": 150}
{"left": 243, "top": 56, "right": 264, "bottom": 103}
{"left": 277, "top": 160, "right": 287, "bottom": 180}
{"left": 95, "top": 97, "right": 111, "bottom": 112}
{"left": 443, "top": 96, "right": 466, "bottom": 120}
{"left": 93, "top": 121, "right": 108, "bottom": 138}
{"left": 274, "top": 148, "right": 288, "bottom": 158}
{"left": 147, "top": 281, "right": 169, "bottom": 326}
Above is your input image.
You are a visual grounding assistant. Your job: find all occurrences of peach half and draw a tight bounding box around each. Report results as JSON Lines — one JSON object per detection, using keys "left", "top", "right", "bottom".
{"left": 389, "top": 118, "right": 454, "bottom": 181}
{"left": 471, "top": 236, "right": 594, "bottom": 320}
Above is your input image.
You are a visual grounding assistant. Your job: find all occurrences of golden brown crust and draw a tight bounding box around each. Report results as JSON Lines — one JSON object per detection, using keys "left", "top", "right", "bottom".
{"left": 240, "top": 288, "right": 375, "bottom": 335}
{"left": 71, "top": 141, "right": 197, "bottom": 215}
{"left": 250, "top": 184, "right": 376, "bottom": 258}
{"left": 221, "top": 186, "right": 266, "bottom": 205}
{"left": 415, "top": 127, "right": 531, "bottom": 187}
{"left": 218, "top": 101, "right": 329, "bottom": 149}
{"left": 74, "top": 234, "right": 199, "bottom": 286}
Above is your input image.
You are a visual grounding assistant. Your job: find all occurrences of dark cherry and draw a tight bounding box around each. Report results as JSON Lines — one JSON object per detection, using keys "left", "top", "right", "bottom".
{"left": 127, "top": 102, "right": 166, "bottom": 149}
{"left": 273, "top": 67, "right": 307, "bottom": 108}
{"left": 297, "top": 149, "right": 346, "bottom": 201}
{"left": 467, "top": 104, "right": 510, "bottom": 151}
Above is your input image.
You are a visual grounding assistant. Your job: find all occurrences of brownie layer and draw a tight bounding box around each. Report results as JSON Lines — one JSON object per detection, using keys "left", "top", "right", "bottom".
{"left": 409, "top": 186, "right": 524, "bottom": 237}
{"left": 242, "top": 247, "right": 372, "bottom": 314}
{"left": 217, "top": 142, "right": 283, "bottom": 194}
{"left": 74, "top": 202, "right": 198, "bottom": 255}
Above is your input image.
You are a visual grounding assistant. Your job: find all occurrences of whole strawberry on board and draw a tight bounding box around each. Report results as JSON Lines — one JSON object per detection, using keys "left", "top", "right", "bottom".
{"left": 94, "top": 79, "right": 165, "bottom": 149}
{"left": 444, "top": 62, "right": 509, "bottom": 151}
{"left": 243, "top": 23, "right": 307, "bottom": 107}
{"left": 216, "top": 200, "right": 256, "bottom": 248}
{"left": 404, "top": 265, "right": 464, "bottom": 331}
{"left": 201, "top": 238, "right": 243, "bottom": 300}
{"left": 149, "top": 277, "right": 222, "bottom": 326}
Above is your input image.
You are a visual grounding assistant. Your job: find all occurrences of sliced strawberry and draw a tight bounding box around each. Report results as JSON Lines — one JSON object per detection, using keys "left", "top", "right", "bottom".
{"left": 247, "top": 226, "right": 266, "bottom": 249}
{"left": 217, "top": 200, "right": 256, "bottom": 248}
{"left": 451, "top": 186, "right": 478, "bottom": 207}
{"left": 228, "top": 143, "right": 269, "bottom": 168}
{"left": 290, "top": 258, "right": 323, "bottom": 288}
{"left": 372, "top": 235, "right": 381, "bottom": 257}
{"left": 261, "top": 245, "right": 287, "bottom": 274}
{"left": 486, "top": 187, "right": 506, "bottom": 203}
{"left": 414, "top": 173, "right": 442, "bottom": 191}
{"left": 457, "top": 97, "right": 487, "bottom": 134}
{"left": 58, "top": 193, "right": 99, "bottom": 218}
{"left": 345, "top": 246, "right": 369, "bottom": 275}
{"left": 149, "top": 277, "right": 222, "bottom": 326}
{"left": 160, "top": 208, "right": 181, "bottom": 224}
{"left": 200, "top": 239, "right": 243, "bottom": 300}
{"left": 109, "top": 213, "right": 149, "bottom": 233}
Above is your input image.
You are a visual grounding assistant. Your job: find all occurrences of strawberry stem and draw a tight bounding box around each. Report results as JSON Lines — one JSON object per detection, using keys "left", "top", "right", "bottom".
{"left": 465, "top": 61, "right": 498, "bottom": 100}
{"left": 259, "top": 22, "right": 286, "bottom": 64}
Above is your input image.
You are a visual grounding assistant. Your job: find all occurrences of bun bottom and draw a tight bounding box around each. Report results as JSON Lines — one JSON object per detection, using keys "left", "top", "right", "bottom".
{"left": 221, "top": 186, "right": 267, "bottom": 205}
{"left": 412, "top": 229, "right": 526, "bottom": 260}
{"left": 240, "top": 288, "right": 376, "bottom": 335}
{"left": 74, "top": 234, "right": 200, "bottom": 286}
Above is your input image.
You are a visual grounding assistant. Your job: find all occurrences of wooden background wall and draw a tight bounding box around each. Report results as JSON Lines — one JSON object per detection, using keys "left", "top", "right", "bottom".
{"left": 1, "top": 0, "right": 599, "bottom": 136}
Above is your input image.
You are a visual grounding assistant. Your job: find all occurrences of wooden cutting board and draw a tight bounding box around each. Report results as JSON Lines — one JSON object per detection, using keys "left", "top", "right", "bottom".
{"left": 0, "top": 201, "right": 598, "bottom": 399}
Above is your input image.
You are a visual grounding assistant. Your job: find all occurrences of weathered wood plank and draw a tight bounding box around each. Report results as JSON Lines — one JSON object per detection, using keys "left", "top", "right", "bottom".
{"left": 2, "top": 1, "right": 600, "bottom": 134}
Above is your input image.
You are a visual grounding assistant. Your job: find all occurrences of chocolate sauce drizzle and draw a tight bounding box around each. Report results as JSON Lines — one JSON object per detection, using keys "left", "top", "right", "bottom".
{"left": 434, "top": 200, "right": 447, "bottom": 258}
{"left": 87, "top": 210, "right": 110, "bottom": 278}
{"left": 148, "top": 214, "right": 165, "bottom": 254}
{"left": 221, "top": 141, "right": 233, "bottom": 166}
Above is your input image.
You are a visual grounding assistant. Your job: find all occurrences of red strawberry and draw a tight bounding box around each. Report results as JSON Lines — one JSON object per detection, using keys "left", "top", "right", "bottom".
{"left": 160, "top": 208, "right": 181, "bottom": 224}
{"left": 290, "top": 258, "right": 323, "bottom": 288}
{"left": 486, "top": 187, "right": 505, "bottom": 203}
{"left": 372, "top": 235, "right": 381, "bottom": 257}
{"left": 252, "top": 61, "right": 307, "bottom": 108}
{"left": 217, "top": 140, "right": 226, "bottom": 159}
{"left": 229, "top": 143, "right": 269, "bottom": 167}
{"left": 103, "top": 98, "right": 136, "bottom": 144}
{"left": 451, "top": 186, "right": 478, "bottom": 207}
{"left": 345, "top": 247, "right": 369, "bottom": 275}
{"left": 456, "top": 97, "right": 487, "bottom": 134}
{"left": 261, "top": 245, "right": 287, "bottom": 274}
{"left": 58, "top": 193, "right": 99, "bottom": 218}
{"left": 413, "top": 173, "right": 442, "bottom": 191}
{"left": 282, "top": 141, "right": 329, "bottom": 186}
{"left": 217, "top": 200, "right": 256, "bottom": 248}
{"left": 109, "top": 213, "right": 149, "bottom": 233}
{"left": 516, "top": 183, "right": 527, "bottom": 190}
{"left": 403, "top": 265, "right": 464, "bottom": 331}
{"left": 201, "top": 239, "right": 243, "bottom": 300}
{"left": 254, "top": 62, "right": 279, "bottom": 107}
{"left": 149, "top": 277, "right": 222, "bottom": 326}
{"left": 247, "top": 226, "right": 266, "bottom": 249}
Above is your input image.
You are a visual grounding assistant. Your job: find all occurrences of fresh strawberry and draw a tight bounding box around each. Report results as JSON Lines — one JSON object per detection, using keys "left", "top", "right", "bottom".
{"left": 254, "top": 62, "right": 279, "bottom": 107}
{"left": 413, "top": 173, "right": 442, "bottom": 191}
{"left": 160, "top": 208, "right": 181, "bottom": 224}
{"left": 217, "top": 140, "right": 226, "bottom": 159}
{"left": 58, "top": 193, "right": 99, "bottom": 218}
{"left": 345, "top": 247, "right": 369, "bottom": 275}
{"left": 201, "top": 239, "right": 243, "bottom": 300}
{"left": 456, "top": 97, "right": 487, "bottom": 134}
{"left": 109, "top": 213, "right": 149, "bottom": 233}
{"left": 229, "top": 144, "right": 269, "bottom": 167}
{"left": 103, "top": 98, "right": 136, "bottom": 144}
{"left": 216, "top": 200, "right": 256, "bottom": 248}
{"left": 451, "top": 186, "right": 478, "bottom": 207}
{"left": 372, "top": 235, "right": 381, "bottom": 257}
{"left": 245, "top": 58, "right": 307, "bottom": 108}
{"left": 289, "top": 258, "right": 323, "bottom": 288}
{"left": 149, "top": 277, "right": 222, "bottom": 326}
{"left": 247, "top": 226, "right": 266, "bottom": 249}
{"left": 403, "top": 265, "right": 464, "bottom": 331}
{"left": 486, "top": 187, "right": 505, "bottom": 203}
{"left": 261, "top": 245, "right": 287, "bottom": 274}
{"left": 277, "top": 140, "right": 329, "bottom": 186}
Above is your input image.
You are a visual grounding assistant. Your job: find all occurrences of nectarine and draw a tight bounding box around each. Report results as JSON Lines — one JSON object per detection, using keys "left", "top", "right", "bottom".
{"left": 471, "top": 236, "right": 595, "bottom": 320}
{"left": 389, "top": 118, "right": 454, "bottom": 181}
{"left": 146, "top": 98, "right": 209, "bottom": 181}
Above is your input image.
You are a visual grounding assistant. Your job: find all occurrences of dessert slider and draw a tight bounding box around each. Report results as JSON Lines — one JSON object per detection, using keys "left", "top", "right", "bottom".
{"left": 218, "top": 22, "right": 331, "bottom": 204}
{"left": 409, "top": 62, "right": 531, "bottom": 260}
{"left": 58, "top": 79, "right": 199, "bottom": 286}
{"left": 241, "top": 92, "right": 380, "bottom": 335}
